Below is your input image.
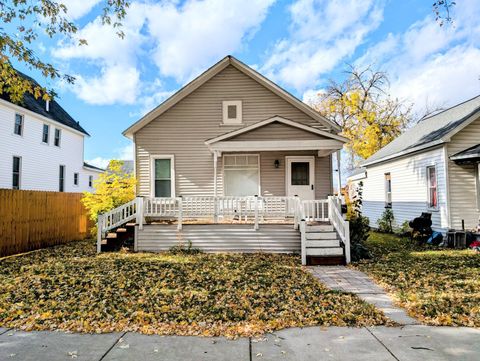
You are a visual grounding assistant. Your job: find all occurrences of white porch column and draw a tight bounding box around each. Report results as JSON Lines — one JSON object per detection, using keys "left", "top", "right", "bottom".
{"left": 336, "top": 150, "right": 342, "bottom": 195}
{"left": 213, "top": 151, "right": 219, "bottom": 197}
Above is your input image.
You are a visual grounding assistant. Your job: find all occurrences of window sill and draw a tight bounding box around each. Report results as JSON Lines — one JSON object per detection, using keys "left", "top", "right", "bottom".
{"left": 427, "top": 207, "right": 439, "bottom": 212}
{"left": 219, "top": 123, "right": 245, "bottom": 127}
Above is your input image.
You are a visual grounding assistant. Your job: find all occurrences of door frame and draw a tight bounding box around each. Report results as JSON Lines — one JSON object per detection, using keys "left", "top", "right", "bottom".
{"left": 285, "top": 156, "right": 315, "bottom": 198}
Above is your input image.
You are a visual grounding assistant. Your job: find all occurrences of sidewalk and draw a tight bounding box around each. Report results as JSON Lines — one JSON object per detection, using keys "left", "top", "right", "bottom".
{"left": 0, "top": 325, "right": 479, "bottom": 360}
{"left": 308, "top": 266, "right": 419, "bottom": 325}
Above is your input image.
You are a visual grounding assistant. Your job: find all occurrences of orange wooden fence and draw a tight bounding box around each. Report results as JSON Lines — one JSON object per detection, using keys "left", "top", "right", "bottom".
{"left": 0, "top": 189, "right": 93, "bottom": 257}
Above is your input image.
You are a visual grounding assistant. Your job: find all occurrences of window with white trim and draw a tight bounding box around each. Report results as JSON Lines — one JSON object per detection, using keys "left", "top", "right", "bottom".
{"left": 54, "top": 128, "right": 61, "bottom": 147}
{"left": 42, "top": 124, "right": 50, "bottom": 143}
{"left": 427, "top": 166, "right": 438, "bottom": 208}
{"left": 14, "top": 114, "right": 23, "bottom": 135}
{"left": 59, "top": 165, "right": 65, "bottom": 192}
{"left": 12, "top": 156, "right": 21, "bottom": 189}
{"left": 223, "top": 154, "right": 259, "bottom": 196}
{"left": 153, "top": 156, "right": 174, "bottom": 197}
{"left": 222, "top": 100, "right": 242, "bottom": 124}
{"left": 384, "top": 173, "right": 392, "bottom": 208}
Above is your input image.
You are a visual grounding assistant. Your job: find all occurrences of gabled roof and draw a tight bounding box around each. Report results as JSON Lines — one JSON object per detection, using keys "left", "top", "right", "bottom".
{"left": 205, "top": 116, "right": 348, "bottom": 145}
{"left": 123, "top": 56, "right": 340, "bottom": 138}
{"left": 363, "top": 95, "right": 480, "bottom": 167}
{"left": 450, "top": 143, "right": 480, "bottom": 162}
{"left": 0, "top": 71, "right": 89, "bottom": 135}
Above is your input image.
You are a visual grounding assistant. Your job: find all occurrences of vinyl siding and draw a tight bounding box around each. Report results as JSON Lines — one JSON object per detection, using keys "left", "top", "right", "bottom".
{"left": 136, "top": 224, "right": 300, "bottom": 253}
{"left": 231, "top": 122, "right": 325, "bottom": 141}
{"left": 0, "top": 102, "right": 99, "bottom": 192}
{"left": 445, "top": 114, "right": 480, "bottom": 229}
{"left": 362, "top": 147, "right": 448, "bottom": 231}
{"left": 135, "top": 65, "right": 334, "bottom": 197}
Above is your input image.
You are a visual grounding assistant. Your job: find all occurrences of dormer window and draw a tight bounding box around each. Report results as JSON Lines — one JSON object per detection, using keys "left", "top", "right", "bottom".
{"left": 222, "top": 100, "right": 242, "bottom": 124}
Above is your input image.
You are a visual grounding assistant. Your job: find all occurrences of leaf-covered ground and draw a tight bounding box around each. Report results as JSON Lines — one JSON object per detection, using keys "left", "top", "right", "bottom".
{"left": 0, "top": 240, "right": 387, "bottom": 337}
{"left": 354, "top": 232, "right": 480, "bottom": 327}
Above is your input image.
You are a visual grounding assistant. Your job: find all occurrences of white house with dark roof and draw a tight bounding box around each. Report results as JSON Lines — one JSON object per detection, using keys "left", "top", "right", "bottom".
{"left": 0, "top": 73, "right": 104, "bottom": 192}
{"left": 355, "top": 95, "right": 480, "bottom": 232}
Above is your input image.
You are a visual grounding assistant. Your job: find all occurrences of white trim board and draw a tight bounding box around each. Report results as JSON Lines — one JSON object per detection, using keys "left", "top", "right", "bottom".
{"left": 209, "top": 139, "right": 344, "bottom": 153}
{"left": 205, "top": 116, "right": 348, "bottom": 145}
{"left": 150, "top": 155, "right": 176, "bottom": 198}
{"left": 123, "top": 56, "right": 341, "bottom": 138}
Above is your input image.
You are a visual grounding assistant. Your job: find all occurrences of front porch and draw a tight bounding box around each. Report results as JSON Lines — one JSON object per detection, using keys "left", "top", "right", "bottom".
{"left": 97, "top": 195, "right": 351, "bottom": 265}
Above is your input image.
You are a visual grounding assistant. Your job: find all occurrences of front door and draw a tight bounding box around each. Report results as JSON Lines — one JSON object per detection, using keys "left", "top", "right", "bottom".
{"left": 286, "top": 156, "right": 315, "bottom": 199}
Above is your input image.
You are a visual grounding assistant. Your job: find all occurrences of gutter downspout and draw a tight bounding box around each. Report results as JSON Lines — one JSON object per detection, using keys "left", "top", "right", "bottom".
{"left": 442, "top": 145, "right": 452, "bottom": 229}
{"left": 336, "top": 150, "right": 342, "bottom": 195}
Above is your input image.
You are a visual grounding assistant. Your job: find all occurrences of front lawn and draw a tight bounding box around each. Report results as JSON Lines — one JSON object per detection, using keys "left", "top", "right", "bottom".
{"left": 355, "top": 232, "right": 480, "bottom": 327}
{"left": 0, "top": 240, "right": 387, "bottom": 337}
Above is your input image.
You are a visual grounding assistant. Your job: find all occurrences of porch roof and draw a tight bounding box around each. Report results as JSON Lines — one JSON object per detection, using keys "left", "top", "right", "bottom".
{"left": 205, "top": 116, "right": 346, "bottom": 155}
{"left": 450, "top": 143, "right": 480, "bottom": 163}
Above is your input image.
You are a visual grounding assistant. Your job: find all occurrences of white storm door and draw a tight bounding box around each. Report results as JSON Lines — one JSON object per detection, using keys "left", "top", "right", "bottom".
{"left": 286, "top": 156, "right": 315, "bottom": 200}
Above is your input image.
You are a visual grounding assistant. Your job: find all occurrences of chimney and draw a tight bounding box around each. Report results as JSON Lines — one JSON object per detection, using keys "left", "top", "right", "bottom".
{"left": 46, "top": 100, "right": 50, "bottom": 112}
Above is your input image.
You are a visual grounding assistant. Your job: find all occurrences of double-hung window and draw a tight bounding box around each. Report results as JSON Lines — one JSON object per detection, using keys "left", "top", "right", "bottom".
{"left": 384, "top": 173, "right": 392, "bottom": 208}
{"left": 14, "top": 114, "right": 23, "bottom": 135}
{"left": 54, "top": 128, "right": 61, "bottom": 147}
{"left": 223, "top": 154, "right": 260, "bottom": 196}
{"left": 59, "top": 165, "right": 65, "bottom": 192}
{"left": 153, "top": 156, "right": 174, "bottom": 197}
{"left": 12, "top": 156, "right": 21, "bottom": 189}
{"left": 42, "top": 124, "right": 50, "bottom": 143}
{"left": 427, "top": 166, "right": 438, "bottom": 209}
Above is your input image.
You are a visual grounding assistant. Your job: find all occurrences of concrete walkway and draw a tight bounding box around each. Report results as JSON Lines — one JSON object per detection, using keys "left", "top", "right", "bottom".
{"left": 308, "top": 266, "right": 419, "bottom": 325}
{"left": 0, "top": 326, "right": 479, "bottom": 360}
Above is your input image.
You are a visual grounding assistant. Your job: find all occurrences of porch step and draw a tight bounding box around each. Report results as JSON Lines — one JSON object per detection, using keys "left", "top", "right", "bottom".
{"left": 305, "top": 239, "right": 340, "bottom": 248}
{"left": 306, "top": 247, "right": 343, "bottom": 256}
{"left": 306, "top": 225, "right": 334, "bottom": 232}
{"left": 106, "top": 232, "right": 117, "bottom": 239}
{"left": 305, "top": 232, "right": 337, "bottom": 240}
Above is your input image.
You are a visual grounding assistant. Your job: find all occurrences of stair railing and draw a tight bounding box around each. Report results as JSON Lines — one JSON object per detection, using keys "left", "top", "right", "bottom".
{"left": 328, "top": 196, "right": 351, "bottom": 264}
{"left": 96, "top": 198, "right": 139, "bottom": 253}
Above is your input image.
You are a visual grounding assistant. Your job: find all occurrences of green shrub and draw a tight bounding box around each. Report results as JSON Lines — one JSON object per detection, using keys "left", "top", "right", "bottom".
{"left": 395, "top": 220, "right": 412, "bottom": 236}
{"left": 347, "top": 181, "right": 371, "bottom": 261}
{"left": 378, "top": 208, "right": 394, "bottom": 233}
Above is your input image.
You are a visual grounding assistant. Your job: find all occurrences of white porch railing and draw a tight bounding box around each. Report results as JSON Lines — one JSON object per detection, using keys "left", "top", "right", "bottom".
{"left": 97, "top": 195, "right": 351, "bottom": 264}
{"left": 327, "top": 196, "right": 350, "bottom": 264}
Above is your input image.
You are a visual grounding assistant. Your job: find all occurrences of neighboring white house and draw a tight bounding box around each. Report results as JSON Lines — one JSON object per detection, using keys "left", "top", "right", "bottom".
{"left": 0, "top": 73, "right": 104, "bottom": 192}
{"left": 350, "top": 95, "right": 480, "bottom": 232}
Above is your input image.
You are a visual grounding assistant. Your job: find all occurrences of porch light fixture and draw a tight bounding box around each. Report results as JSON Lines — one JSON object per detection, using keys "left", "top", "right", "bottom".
{"left": 274, "top": 159, "right": 280, "bottom": 168}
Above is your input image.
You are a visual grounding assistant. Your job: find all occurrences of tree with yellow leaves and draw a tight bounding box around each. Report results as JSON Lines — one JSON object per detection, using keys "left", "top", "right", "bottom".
{"left": 82, "top": 160, "right": 136, "bottom": 222}
{"left": 312, "top": 65, "right": 412, "bottom": 166}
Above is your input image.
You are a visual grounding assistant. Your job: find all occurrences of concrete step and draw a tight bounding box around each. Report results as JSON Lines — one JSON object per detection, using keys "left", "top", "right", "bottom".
{"left": 305, "top": 239, "right": 340, "bottom": 248}
{"left": 305, "top": 232, "right": 337, "bottom": 240}
{"left": 306, "top": 225, "right": 334, "bottom": 232}
{"left": 306, "top": 247, "right": 343, "bottom": 256}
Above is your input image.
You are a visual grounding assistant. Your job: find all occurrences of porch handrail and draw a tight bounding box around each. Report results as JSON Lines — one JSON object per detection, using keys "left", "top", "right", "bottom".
{"left": 301, "top": 199, "right": 329, "bottom": 222}
{"left": 97, "top": 198, "right": 138, "bottom": 253}
{"left": 328, "top": 196, "right": 351, "bottom": 264}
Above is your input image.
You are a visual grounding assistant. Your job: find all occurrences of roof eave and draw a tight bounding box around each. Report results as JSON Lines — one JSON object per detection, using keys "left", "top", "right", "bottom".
{"left": 362, "top": 139, "right": 445, "bottom": 167}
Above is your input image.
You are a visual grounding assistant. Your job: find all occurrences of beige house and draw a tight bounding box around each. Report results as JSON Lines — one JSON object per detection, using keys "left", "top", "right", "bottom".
{"left": 98, "top": 56, "right": 351, "bottom": 265}
{"left": 357, "top": 95, "right": 480, "bottom": 232}
{"left": 124, "top": 56, "right": 346, "bottom": 200}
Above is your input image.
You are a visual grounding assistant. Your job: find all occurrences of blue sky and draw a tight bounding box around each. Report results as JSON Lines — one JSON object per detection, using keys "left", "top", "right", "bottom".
{"left": 14, "top": 0, "right": 480, "bottom": 167}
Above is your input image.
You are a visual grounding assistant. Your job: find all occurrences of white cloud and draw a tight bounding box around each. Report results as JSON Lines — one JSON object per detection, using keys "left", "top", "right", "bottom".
{"left": 73, "top": 65, "right": 140, "bottom": 105}
{"left": 53, "top": 3, "right": 146, "bottom": 105}
{"left": 86, "top": 144, "right": 134, "bottom": 169}
{"left": 53, "top": 0, "right": 275, "bottom": 106}
{"left": 145, "top": 0, "right": 275, "bottom": 82}
{"left": 59, "top": 0, "right": 101, "bottom": 20}
{"left": 357, "top": 0, "right": 480, "bottom": 114}
{"left": 261, "top": 0, "right": 385, "bottom": 91}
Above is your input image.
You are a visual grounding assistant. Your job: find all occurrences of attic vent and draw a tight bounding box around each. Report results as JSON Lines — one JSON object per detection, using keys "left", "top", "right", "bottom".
{"left": 46, "top": 100, "right": 50, "bottom": 112}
